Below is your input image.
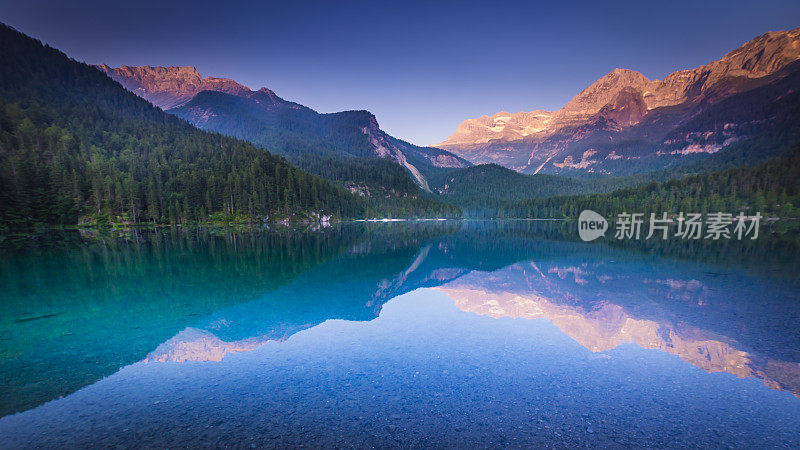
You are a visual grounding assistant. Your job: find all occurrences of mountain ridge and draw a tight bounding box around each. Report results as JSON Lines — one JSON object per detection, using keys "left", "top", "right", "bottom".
{"left": 0, "top": 23, "right": 373, "bottom": 226}
{"left": 434, "top": 26, "right": 800, "bottom": 176}
{"left": 99, "top": 64, "right": 471, "bottom": 192}
{"left": 96, "top": 64, "right": 253, "bottom": 110}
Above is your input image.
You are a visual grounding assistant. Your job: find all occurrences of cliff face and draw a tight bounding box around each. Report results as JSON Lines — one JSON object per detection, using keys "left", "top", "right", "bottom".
{"left": 562, "top": 69, "right": 654, "bottom": 118}
{"left": 435, "top": 27, "right": 800, "bottom": 175}
{"left": 100, "top": 65, "right": 471, "bottom": 190}
{"left": 650, "top": 27, "right": 800, "bottom": 107}
{"left": 96, "top": 64, "right": 251, "bottom": 110}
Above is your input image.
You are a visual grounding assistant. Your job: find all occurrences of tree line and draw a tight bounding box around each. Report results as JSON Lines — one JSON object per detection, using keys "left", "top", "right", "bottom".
{"left": 0, "top": 24, "right": 457, "bottom": 228}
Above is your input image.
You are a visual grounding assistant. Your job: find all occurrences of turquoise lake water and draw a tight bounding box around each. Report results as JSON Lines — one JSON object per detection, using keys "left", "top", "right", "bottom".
{"left": 1, "top": 221, "right": 799, "bottom": 447}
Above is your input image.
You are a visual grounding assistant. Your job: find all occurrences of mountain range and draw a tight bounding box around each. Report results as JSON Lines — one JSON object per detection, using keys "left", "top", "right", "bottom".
{"left": 98, "top": 65, "right": 470, "bottom": 194}
{"left": 97, "top": 26, "right": 800, "bottom": 209}
{"left": 434, "top": 27, "right": 800, "bottom": 176}
{"left": 95, "top": 64, "right": 251, "bottom": 110}
{"left": 2, "top": 22, "right": 800, "bottom": 226}
{"left": 0, "top": 23, "right": 408, "bottom": 227}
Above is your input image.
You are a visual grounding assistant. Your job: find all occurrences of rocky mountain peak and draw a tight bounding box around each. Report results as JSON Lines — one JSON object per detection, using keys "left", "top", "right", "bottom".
{"left": 97, "top": 64, "right": 251, "bottom": 110}
{"left": 562, "top": 68, "right": 653, "bottom": 116}
{"left": 650, "top": 26, "right": 800, "bottom": 108}
{"left": 597, "top": 86, "right": 648, "bottom": 128}
{"left": 435, "top": 26, "right": 800, "bottom": 173}
{"left": 718, "top": 27, "right": 800, "bottom": 77}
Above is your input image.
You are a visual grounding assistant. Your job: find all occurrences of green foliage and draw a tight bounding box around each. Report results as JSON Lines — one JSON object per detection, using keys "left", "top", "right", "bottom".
{"left": 292, "top": 154, "right": 419, "bottom": 195}
{"left": 502, "top": 147, "right": 800, "bottom": 219}
{"left": 429, "top": 164, "right": 642, "bottom": 217}
{"left": 168, "top": 86, "right": 463, "bottom": 218}
{"left": 0, "top": 24, "right": 369, "bottom": 227}
{"left": 170, "top": 91, "right": 424, "bottom": 196}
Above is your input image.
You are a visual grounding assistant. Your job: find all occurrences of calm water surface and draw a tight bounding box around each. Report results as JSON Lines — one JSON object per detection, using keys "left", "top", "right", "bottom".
{"left": 1, "top": 221, "right": 799, "bottom": 448}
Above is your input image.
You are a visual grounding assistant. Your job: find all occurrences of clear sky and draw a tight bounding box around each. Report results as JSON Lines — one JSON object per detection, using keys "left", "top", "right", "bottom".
{"left": 1, "top": 0, "right": 799, "bottom": 145}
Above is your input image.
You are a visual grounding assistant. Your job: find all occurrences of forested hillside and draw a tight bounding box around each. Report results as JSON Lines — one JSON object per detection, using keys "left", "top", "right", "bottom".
{"left": 503, "top": 146, "right": 800, "bottom": 219}
{"left": 0, "top": 25, "right": 458, "bottom": 227}
{"left": 0, "top": 24, "right": 371, "bottom": 226}
{"left": 170, "top": 91, "right": 419, "bottom": 194}
{"left": 428, "top": 163, "right": 645, "bottom": 212}
{"left": 168, "top": 89, "right": 470, "bottom": 194}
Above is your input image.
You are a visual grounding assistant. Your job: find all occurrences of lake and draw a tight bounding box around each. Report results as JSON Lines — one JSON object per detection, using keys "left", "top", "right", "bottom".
{"left": 1, "top": 221, "right": 799, "bottom": 447}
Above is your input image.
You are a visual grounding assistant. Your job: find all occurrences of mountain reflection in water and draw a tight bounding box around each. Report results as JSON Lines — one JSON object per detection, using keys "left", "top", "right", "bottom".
{"left": 137, "top": 228, "right": 800, "bottom": 398}
{"left": 1, "top": 221, "right": 799, "bottom": 447}
{"left": 437, "top": 262, "right": 800, "bottom": 397}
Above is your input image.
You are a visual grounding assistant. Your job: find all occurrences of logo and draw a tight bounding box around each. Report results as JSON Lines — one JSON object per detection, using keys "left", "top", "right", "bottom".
{"left": 576, "top": 211, "right": 761, "bottom": 242}
{"left": 578, "top": 210, "right": 608, "bottom": 242}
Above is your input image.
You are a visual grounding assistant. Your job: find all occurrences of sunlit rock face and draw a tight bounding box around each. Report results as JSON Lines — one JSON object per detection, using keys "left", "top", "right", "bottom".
{"left": 434, "top": 27, "right": 800, "bottom": 174}
{"left": 561, "top": 69, "right": 654, "bottom": 122}
{"left": 96, "top": 65, "right": 251, "bottom": 110}
{"left": 434, "top": 263, "right": 800, "bottom": 398}
{"left": 441, "top": 110, "right": 556, "bottom": 147}
{"left": 438, "top": 69, "right": 655, "bottom": 151}
{"left": 649, "top": 28, "right": 800, "bottom": 107}
{"left": 98, "top": 65, "right": 301, "bottom": 115}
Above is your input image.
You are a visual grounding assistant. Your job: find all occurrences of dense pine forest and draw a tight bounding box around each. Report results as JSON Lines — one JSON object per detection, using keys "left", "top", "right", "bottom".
{"left": 501, "top": 146, "right": 800, "bottom": 219}
{"left": 0, "top": 25, "right": 458, "bottom": 228}
{"left": 429, "top": 163, "right": 643, "bottom": 212}
{"left": 0, "top": 24, "right": 363, "bottom": 227}
{"left": 170, "top": 91, "right": 426, "bottom": 196}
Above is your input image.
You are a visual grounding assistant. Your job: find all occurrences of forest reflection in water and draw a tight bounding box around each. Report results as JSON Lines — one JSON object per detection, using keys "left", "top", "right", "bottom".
{"left": 1, "top": 220, "right": 799, "bottom": 447}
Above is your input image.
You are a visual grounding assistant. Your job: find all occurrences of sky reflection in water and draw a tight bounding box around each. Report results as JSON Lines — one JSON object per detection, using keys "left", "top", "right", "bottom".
{"left": 1, "top": 222, "right": 799, "bottom": 447}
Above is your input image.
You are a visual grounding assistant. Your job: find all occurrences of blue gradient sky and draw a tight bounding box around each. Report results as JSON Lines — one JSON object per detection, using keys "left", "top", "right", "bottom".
{"left": 1, "top": 0, "right": 799, "bottom": 145}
